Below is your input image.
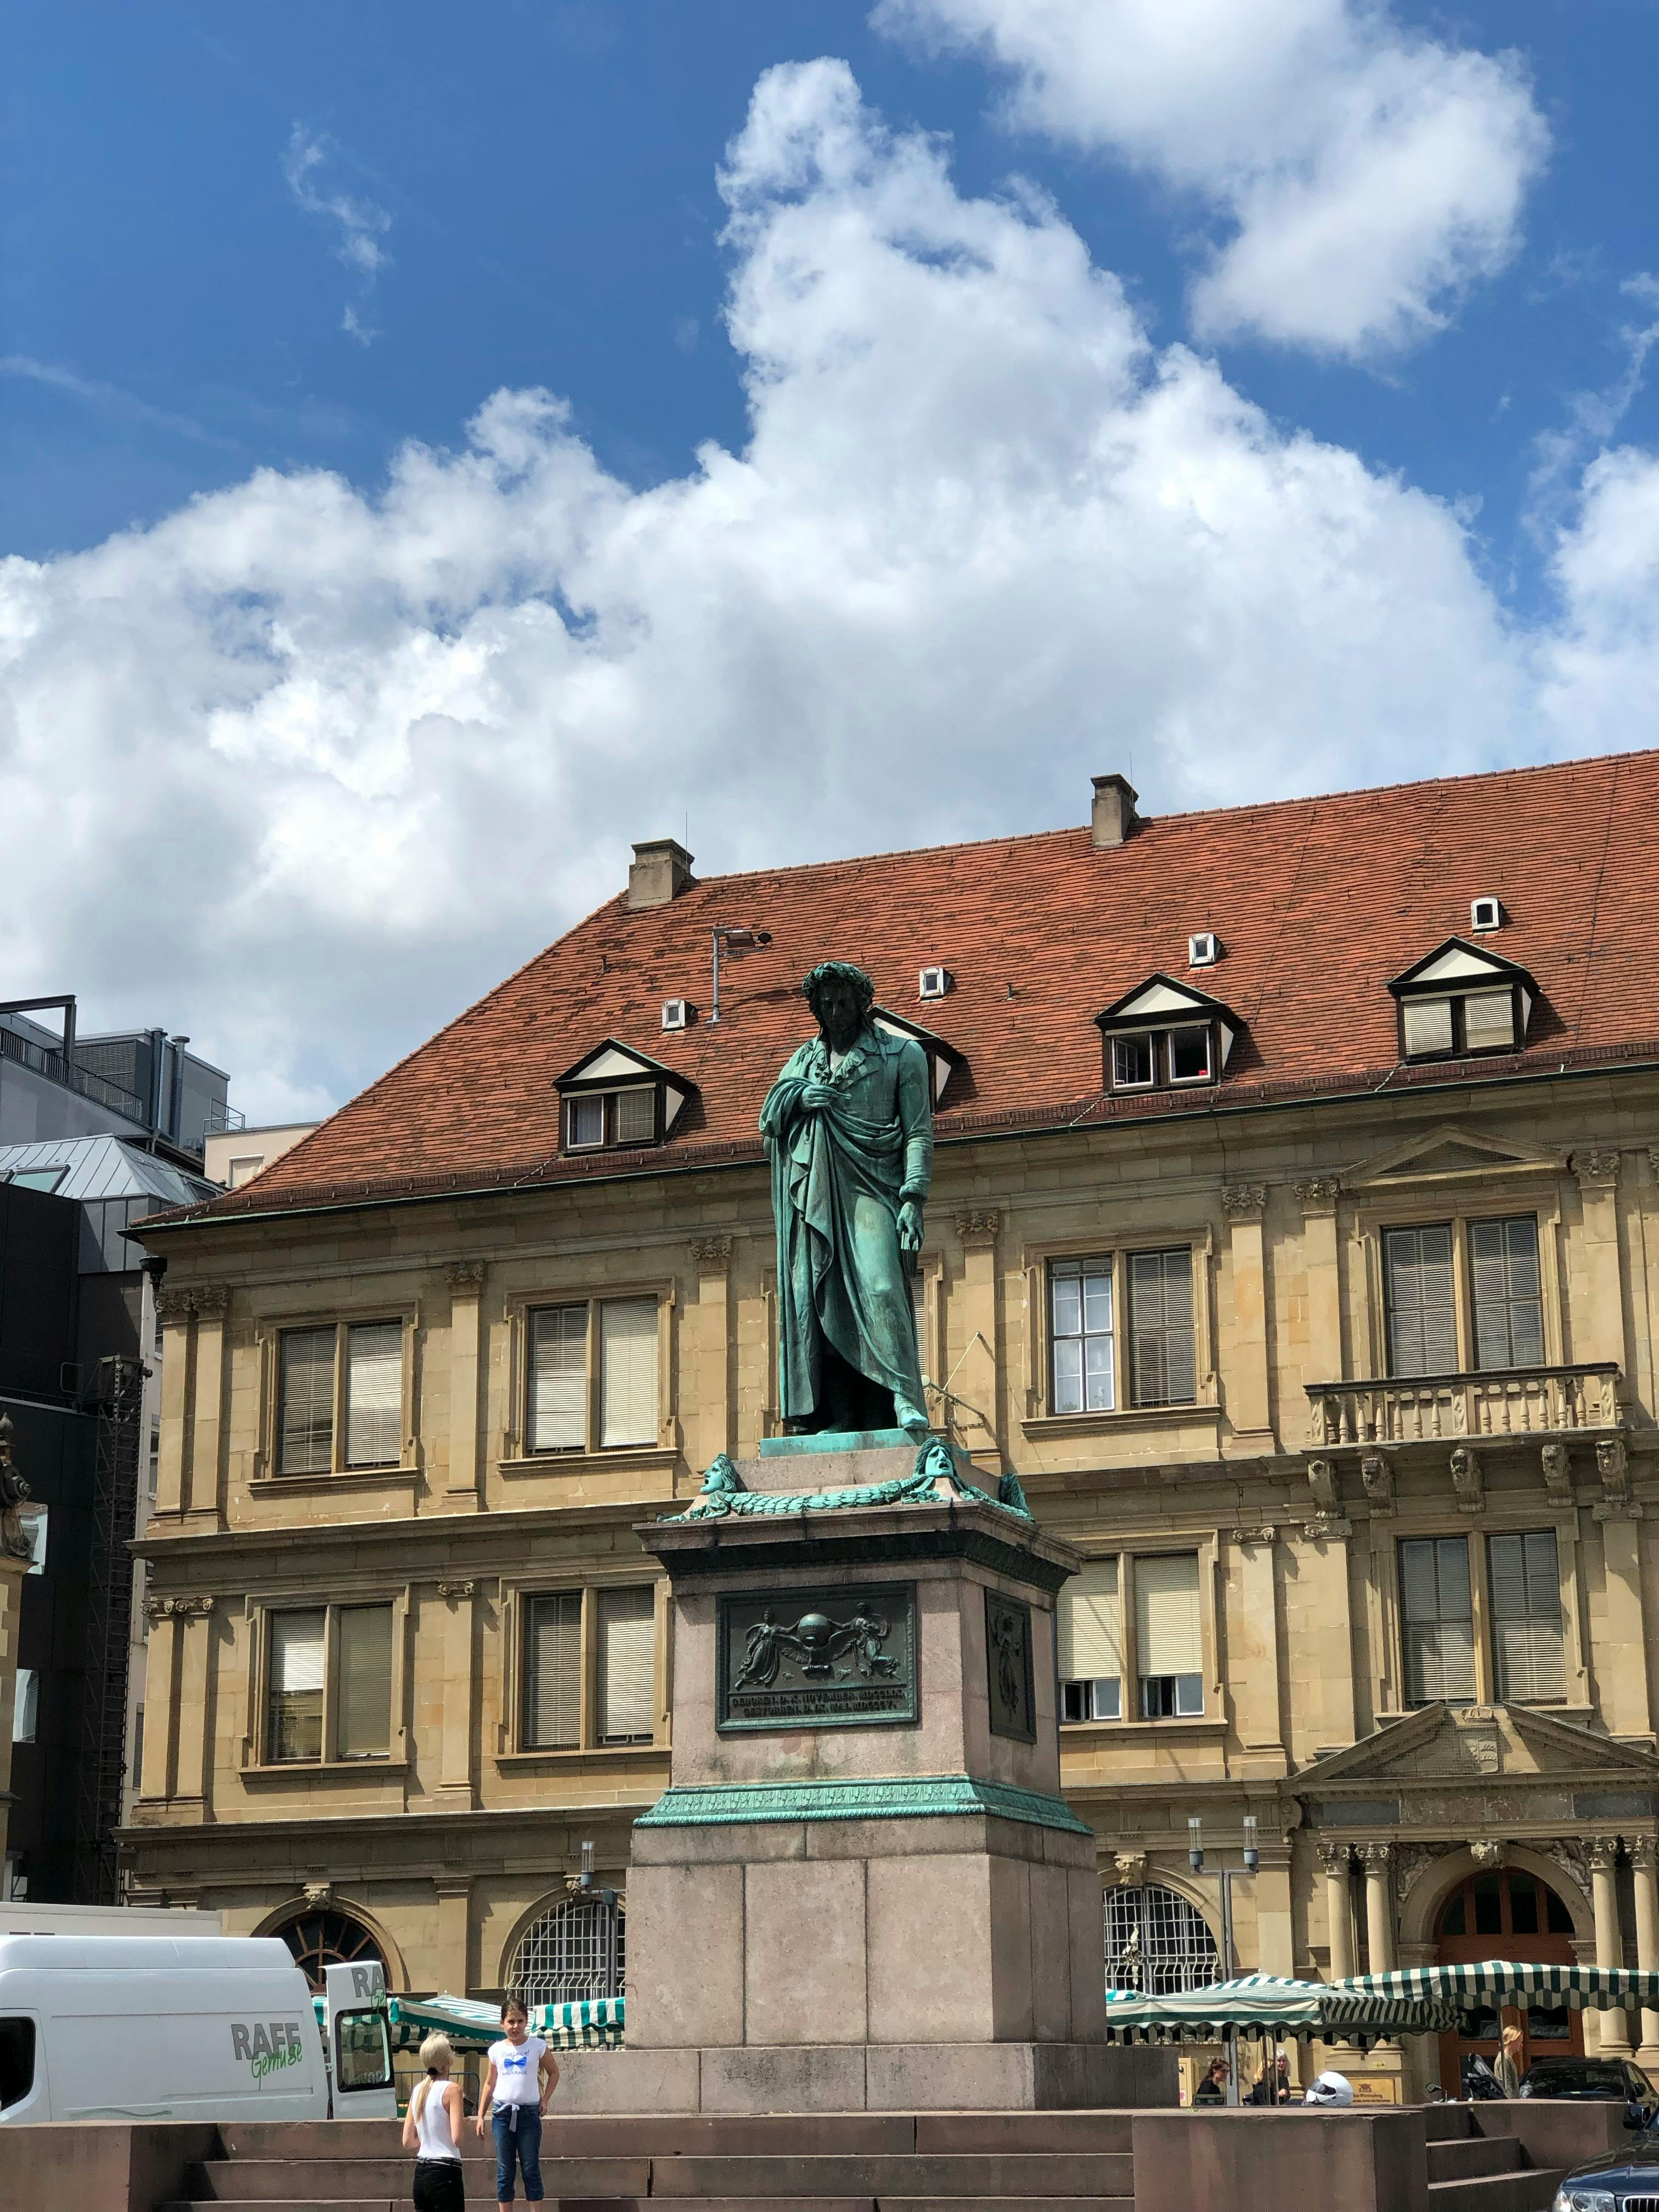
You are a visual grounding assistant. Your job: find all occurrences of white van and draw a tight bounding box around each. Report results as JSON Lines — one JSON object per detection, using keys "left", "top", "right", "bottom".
{"left": 0, "top": 1935, "right": 329, "bottom": 2124}
{"left": 321, "top": 1957, "right": 398, "bottom": 2120}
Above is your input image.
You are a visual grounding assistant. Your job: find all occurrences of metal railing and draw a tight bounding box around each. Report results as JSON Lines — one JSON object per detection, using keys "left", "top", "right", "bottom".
{"left": 0, "top": 1022, "right": 147, "bottom": 1126}
{"left": 1305, "top": 1362, "right": 1621, "bottom": 1446}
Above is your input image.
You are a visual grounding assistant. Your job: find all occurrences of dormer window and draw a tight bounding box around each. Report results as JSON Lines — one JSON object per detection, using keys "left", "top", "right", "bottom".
{"left": 554, "top": 1040, "right": 696, "bottom": 1156}
{"left": 1096, "top": 978, "right": 1239, "bottom": 1096}
{"left": 1389, "top": 939, "right": 1535, "bottom": 1065}
{"left": 871, "top": 1007, "right": 966, "bottom": 1108}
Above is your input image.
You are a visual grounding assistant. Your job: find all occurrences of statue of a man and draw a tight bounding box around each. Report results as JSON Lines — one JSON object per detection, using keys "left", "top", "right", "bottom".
{"left": 759, "top": 961, "right": 933, "bottom": 1438}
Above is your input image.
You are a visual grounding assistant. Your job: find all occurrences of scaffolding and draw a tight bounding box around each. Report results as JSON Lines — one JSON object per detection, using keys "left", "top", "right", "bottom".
{"left": 71, "top": 1353, "right": 146, "bottom": 1905}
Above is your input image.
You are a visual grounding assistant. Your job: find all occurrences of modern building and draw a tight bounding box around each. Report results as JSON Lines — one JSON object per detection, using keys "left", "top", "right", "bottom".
{"left": 0, "top": 1134, "right": 217, "bottom": 1901}
{"left": 202, "top": 1124, "right": 320, "bottom": 1193}
{"left": 0, "top": 997, "right": 238, "bottom": 1163}
{"left": 127, "top": 749, "right": 1659, "bottom": 2095}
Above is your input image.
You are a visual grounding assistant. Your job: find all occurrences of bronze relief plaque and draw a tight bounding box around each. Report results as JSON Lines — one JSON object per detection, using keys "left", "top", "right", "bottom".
{"left": 985, "top": 1589, "right": 1036, "bottom": 1742}
{"left": 716, "top": 1583, "right": 918, "bottom": 1732}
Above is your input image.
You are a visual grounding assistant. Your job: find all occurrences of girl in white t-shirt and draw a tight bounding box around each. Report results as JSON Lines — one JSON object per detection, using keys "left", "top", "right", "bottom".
{"left": 476, "top": 1995, "right": 558, "bottom": 2207}
{"left": 400, "top": 2033, "right": 465, "bottom": 2212}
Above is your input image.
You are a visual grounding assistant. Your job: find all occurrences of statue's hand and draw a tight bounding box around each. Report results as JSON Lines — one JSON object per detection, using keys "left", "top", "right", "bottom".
{"left": 798, "top": 1081, "right": 837, "bottom": 1112}
{"left": 897, "top": 1199, "right": 924, "bottom": 1254}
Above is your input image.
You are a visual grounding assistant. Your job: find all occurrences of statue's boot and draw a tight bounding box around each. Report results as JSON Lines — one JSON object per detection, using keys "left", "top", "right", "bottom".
{"left": 893, "top": 1395, "right": 930, "bottom": 1440}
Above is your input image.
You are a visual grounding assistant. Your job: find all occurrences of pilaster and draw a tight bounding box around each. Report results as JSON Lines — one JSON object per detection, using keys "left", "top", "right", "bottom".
{"left": 435, "top": 1580, "right": 478, "bottom": 1808}
{"left": 952, "top": 1210, "right": 1003, "bottom": 1469}
{"left": 1294, "top": 1178, "right": 1342, "bottom": 1411}
{"left": 184, "top": 1287, "right": 229, "bottom": 1525}
{"left": 153, "top": 1289, "right": 194, "bottom": 1517}
{"left": 1221, "top": 1185, "right": 1272, "bottom": 1443}
{"left": 160, "top": 1595, "right": 216, "bottom": 1814}
{"left": 1572, "top": 1150, "right": 1627, "bottom": 1374}
{"left": 444, "top": 1262, "right": 487, "bottom": 1507}
{"left": 687, "top": 1238, "right": 735, "bottom": 1468}
{"left": 433, "top": 1876, "right": 474, "bottom": 1993}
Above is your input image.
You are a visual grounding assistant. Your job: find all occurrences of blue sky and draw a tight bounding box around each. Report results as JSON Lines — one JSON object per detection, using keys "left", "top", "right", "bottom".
{"left": 4, "top": 1, "right": 1658, "bottom": 1116}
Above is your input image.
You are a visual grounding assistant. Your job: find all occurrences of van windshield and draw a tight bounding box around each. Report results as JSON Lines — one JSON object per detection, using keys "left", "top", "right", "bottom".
{"left": 335, "top": 2010, "right": 391, "bottom": 2092}
{"left": 0, "top": 2019, "right": 36, "bottom": 2109}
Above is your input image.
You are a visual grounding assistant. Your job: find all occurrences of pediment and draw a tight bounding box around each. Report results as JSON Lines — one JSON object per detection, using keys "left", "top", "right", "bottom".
{"left": 1390, "top": 936, "right": 1534, "bottom": 995}
{"left": 1343, "top": 1121, "right": 1563, "bottom": 1190}
{"left": 1096, "top": 974, "right": 1233, "bottom": 1027}
{"left": 1295, "top": 1703, "right": 1659, "bottom": 1797}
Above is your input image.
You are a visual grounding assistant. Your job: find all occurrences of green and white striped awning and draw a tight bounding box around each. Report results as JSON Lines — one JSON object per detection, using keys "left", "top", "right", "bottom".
{"left": 387, "top": 1992, "right": 625, "bottom": 2050}
{"left": 1101, "top": 1973, "right": 1457, "bottom": 2046}
{"left": 1335, "top": 1962, "right": 1659, "bottom": 2014}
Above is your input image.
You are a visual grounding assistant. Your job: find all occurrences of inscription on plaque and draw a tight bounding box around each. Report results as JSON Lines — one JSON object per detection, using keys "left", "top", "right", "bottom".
{"left": 716, "top": 1583, "right": 918, "bottom": 1732}
{"left": 985, "top": 1590, "right": 1035, "bottom": 1743}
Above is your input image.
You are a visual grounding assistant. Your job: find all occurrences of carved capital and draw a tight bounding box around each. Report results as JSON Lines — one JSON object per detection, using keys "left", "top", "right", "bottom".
{"left": 1359, "top": 1453, "right": 1395, "bottom": 1515}
{"left": 303, "top": 1881, "right": 333, "bottom": 1908}
{"left": 445, "top": 1260, "right": 486, "bottom": 1294}
{"left": 1632, "top": 1837, "right": 1659, "bottom": 1874}
{"left": 154, "top": 1287, "right": 195, "bottom": 1325}
{"left": 690, "top": 1235, "right": 735, "bottom": 1272}
{"left": 1221, "top": 1183, "right": 1267, "bottom": 1223}
{"left": 1229, "top": 1524, "right": 1278, "bottom": 1547}
{"left": 1316, "top": 1843, "right": 1351, "bottom": 1877}
{"left": 954, "top": 1208, "right": 1001, "bottom": 1248}
{"left": 1542, "top": 1442, "right": 1575, "bottom": 1507}
{"left": 1294, "top": 1176, "right": 1341, "bottom": 1215}
{"left": 435, "top": 1580, "right": 476, "bottom": 1601}
{"left": 1112, "top": 1850, "right": 1148, "bottom": 1887}
{"left": 1450, "top": 1444, "right": 1485, "bottom": 1514}
{"left": 1357, "top": 1840, "right": 1393, "bottom": 1871}
{"left": 1575, "top": 1148, "right": 1621, "bottom": 1190}
{"left": 1302, "top": 1517, "right": 1353, "bottom": 1542}
{"left": 145, "top": 1593, "right": 215, "bottom": 1623}
{"left": 191, "top": 1285, "right": 230, "bottom": 1321}
{"left": 1588, "top": 1836, "right": 1622, "bottom": 1874}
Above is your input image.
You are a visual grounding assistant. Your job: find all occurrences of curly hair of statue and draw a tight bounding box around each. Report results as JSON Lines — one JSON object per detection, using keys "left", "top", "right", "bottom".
{"left": 801, "top": 960, "right": 875, "bottom": 1015}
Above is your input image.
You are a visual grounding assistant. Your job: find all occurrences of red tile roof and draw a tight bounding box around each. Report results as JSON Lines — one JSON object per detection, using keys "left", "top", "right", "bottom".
{"left": 167, "top": 749, "right": 1659, "bottom": 1222}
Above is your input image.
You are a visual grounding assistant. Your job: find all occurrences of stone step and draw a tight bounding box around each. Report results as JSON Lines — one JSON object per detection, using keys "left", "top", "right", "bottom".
{"left": 1427, "top": 2136, "right": 1527, "bottom": 2180}
{"left": 182, "top": 2155, "right": 650, "bottom": 2199}
{"left": 162, "top": 2200, "right": 873, "bottom": 2212}
{"left": 1424, "top": 2106, "right": 1481, "bottom": 2142}
{"left": 647, "top": 2153, "right": 1137, "bottom": 2196}
{"left": 212, "top": 2112, "right": 1134, "bottom": 2159}
{"left": 1426, "top": 2168, "right": 1566, "bottom": 2212}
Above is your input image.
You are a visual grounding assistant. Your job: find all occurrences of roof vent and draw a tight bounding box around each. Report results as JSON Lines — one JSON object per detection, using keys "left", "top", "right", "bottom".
{"left": 661, "top": 999, "right": 691, "bottom": 1032}
{"left": 1470, "top": 895, "right": 1502, "bottom": 933}
{"left": 1188, "top": 932, "right": 1220, "bottom": 969}
{"left": 1090, "top": 773, "right": 1140, "bottom": 849}
{"left": 627, "top": 838, "right": 694, "bottom": 911}
{"left": 918, "top": 966, "right": 951, "bottom": 1001}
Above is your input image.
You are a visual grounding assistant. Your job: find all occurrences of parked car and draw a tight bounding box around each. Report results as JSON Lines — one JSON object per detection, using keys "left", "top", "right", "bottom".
{"left": 1522, "top": 2057, "right": 1658, "bottom": 2116}
{"left": 1548, "top": 2104, "right": 1659, "bottom": 2211}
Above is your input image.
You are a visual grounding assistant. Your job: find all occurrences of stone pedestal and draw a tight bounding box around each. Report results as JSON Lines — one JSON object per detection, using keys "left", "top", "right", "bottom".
{"left": 609, "top": 1441, "right": 1165, "bottom": 2112}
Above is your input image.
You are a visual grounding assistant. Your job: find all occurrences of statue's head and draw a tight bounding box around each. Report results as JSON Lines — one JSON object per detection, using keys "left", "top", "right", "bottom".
{"left": 803, "top": 961, "right": 875, "bottom": 1053}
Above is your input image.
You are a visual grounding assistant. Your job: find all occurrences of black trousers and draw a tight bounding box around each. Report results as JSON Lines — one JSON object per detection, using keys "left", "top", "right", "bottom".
{"left": 413, "top": 2158, "right": 466, "bottom": 2212}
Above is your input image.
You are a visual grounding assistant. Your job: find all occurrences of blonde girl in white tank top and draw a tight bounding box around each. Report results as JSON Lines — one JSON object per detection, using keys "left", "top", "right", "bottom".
{"left": 401, "top": 2033, "right": 466, "bottom": 2212}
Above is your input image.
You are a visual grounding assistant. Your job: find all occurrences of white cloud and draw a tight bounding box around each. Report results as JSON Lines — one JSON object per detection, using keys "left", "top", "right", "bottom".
{"left": 875, "top": 0, "right": 1548, "bottom": 358}
{"left": 282, "top": 126, "right": 393, "bottom": 346}
{"left": 0, "top": 60, "right": 1642, "bottom": 1119}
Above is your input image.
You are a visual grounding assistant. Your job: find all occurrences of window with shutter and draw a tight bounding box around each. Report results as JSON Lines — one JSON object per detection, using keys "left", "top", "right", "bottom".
{"left": 1135, "top": 1553, "right": 1203, "bottom": 1717}
{"left": 1402, "top": 997, "right": 1454, "bottom": 1057}
{"left": 1488, "top": 1531, "right": 1564, "bottom": 1702}
{"left": 1400, "top": 1537, "right": 1475, "bottom": 1704}
{"left": 345, "top": 1323, "right": 402, "bottom": 1468}
{"left": 279, "top": 1329, "right": 335, "bottom": 1475}
{"left": 1128, "top": 1249, "right": 1195, "bottom": 1408}
{"left": 600, "top": 1299, "right": 658, "bottom": 1448}
{"left": 269, "top": 1609, "right": 326, "bottom": 1760}
{"left": 336, "top": 1604, "right": 394, "bottom": 1757}
{"left": 1059, "top": 1558, "right": 1121, "bottom": 1721}
{"left": 1049, "top": 1258, "right": 1114, "bottom": 1414}
{"left": 1385, "top": 1224, "right": 1457, "bottom": 1377}
{"left": 597, "top": 1587, "right": 656, "bottom": 1743}
{"left": 528, "top": 1306, "right": 586, "bottom": 1452}
{"left": 526, "top": 1593, "right": 583, "bottom": 1749}
{"left": 1470, "top": 1216, "right": 1544, "bottom": 1370}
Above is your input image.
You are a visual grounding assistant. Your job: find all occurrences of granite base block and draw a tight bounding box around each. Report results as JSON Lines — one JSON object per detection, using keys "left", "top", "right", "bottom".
{"left": 520, "top": 2045, "right": 702, "bottom": 2113}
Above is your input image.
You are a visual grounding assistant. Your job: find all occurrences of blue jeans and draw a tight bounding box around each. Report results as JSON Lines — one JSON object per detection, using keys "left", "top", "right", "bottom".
{"left": 492, "top": 2106, "right": 543, "bottom": 2203}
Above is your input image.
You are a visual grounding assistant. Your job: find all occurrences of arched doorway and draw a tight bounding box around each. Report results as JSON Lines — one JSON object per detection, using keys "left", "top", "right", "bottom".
{"left": 271, "top": 1905, "right": 387, "bottom": 1995}
{"left": 1435, "top": 1864, "right": 1580, "bottom": 2091}
{"left": 507, "top": 1893, "right": 626, "bottom": 2008}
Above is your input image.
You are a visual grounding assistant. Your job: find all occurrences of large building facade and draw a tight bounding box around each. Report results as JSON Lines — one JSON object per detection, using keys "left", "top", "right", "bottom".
{"left": 127, "top": 752, "right": 1659, "bottom": 2096}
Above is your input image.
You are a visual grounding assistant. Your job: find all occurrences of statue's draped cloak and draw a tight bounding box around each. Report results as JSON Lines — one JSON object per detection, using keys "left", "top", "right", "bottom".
{"left": 759, "top": 1023, "right": 933, "bottom": 1424}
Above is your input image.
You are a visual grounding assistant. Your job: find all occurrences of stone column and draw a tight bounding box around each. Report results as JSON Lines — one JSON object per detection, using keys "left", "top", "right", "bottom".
{"left": 953, "top": 1211, "right": 1003, "bottom": 1466}
{"left": 435, "top": 1581, "right": 477, "bottom": 1808}
{"left": 1590, "top": 1837, "right": 1632, "bottom": 2056}
{"left": 1222, "top": 1186, "right": 1272, "bottom": 1443}
{"left": 1318, "top": 1843, "right": 1354, "bottom": 1980}
{"left": 687, "top": 1239, "right": 735, "bottom": 1470}
{"left": 1632, "top": 1838, "right": 1659, "bottom": 2063}
{"left": 1359, "top": 1841, "right": 1396, "bottom": 1974}
{"left": 444, "top": 1262, "right": 486, "bottom": 1505}
{"left": 184, "top": 1288, "right": 229, "bottom": 1522}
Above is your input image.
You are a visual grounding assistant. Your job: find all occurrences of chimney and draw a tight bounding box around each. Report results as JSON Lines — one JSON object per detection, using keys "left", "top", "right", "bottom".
{"left": 1091, "top": 773, "right": 1139, "bottom": 849}
{"left": 627, "top": 838, "right": 694, "bottom": 911}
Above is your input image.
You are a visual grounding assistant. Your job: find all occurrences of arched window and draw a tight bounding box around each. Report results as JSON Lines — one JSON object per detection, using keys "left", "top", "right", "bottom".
{"left": 510, "top": 1894, "right": 625, "bottom": 2008}
{"left": 272, "top": 1906, "right": 386, "bottom": 1995}
{"left": 1105, "top": 1883, "right": 1218, "bottom": 1996}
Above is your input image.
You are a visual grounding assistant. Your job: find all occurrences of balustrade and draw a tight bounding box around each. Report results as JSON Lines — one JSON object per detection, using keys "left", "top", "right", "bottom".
{"left": 1305, "top": 1362, "right": 1620, "bottom": 1446}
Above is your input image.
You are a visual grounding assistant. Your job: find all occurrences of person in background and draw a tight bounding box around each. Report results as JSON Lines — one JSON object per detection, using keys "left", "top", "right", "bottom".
{"left": 476, "top": 1995, "right": 559, "bottom": 2208}
{"left": 402, "top": 2033, "right": 465, "bottom": 2212}
{"left": 1194, "top": 2057, "right": 1229, "bottom": 2104}
{"left": 1250, "top": 2052, "right": 1293, "bottom": 2104}
{"left": 1496, "top": 2025, "right": 1525, "bottom": 2098}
